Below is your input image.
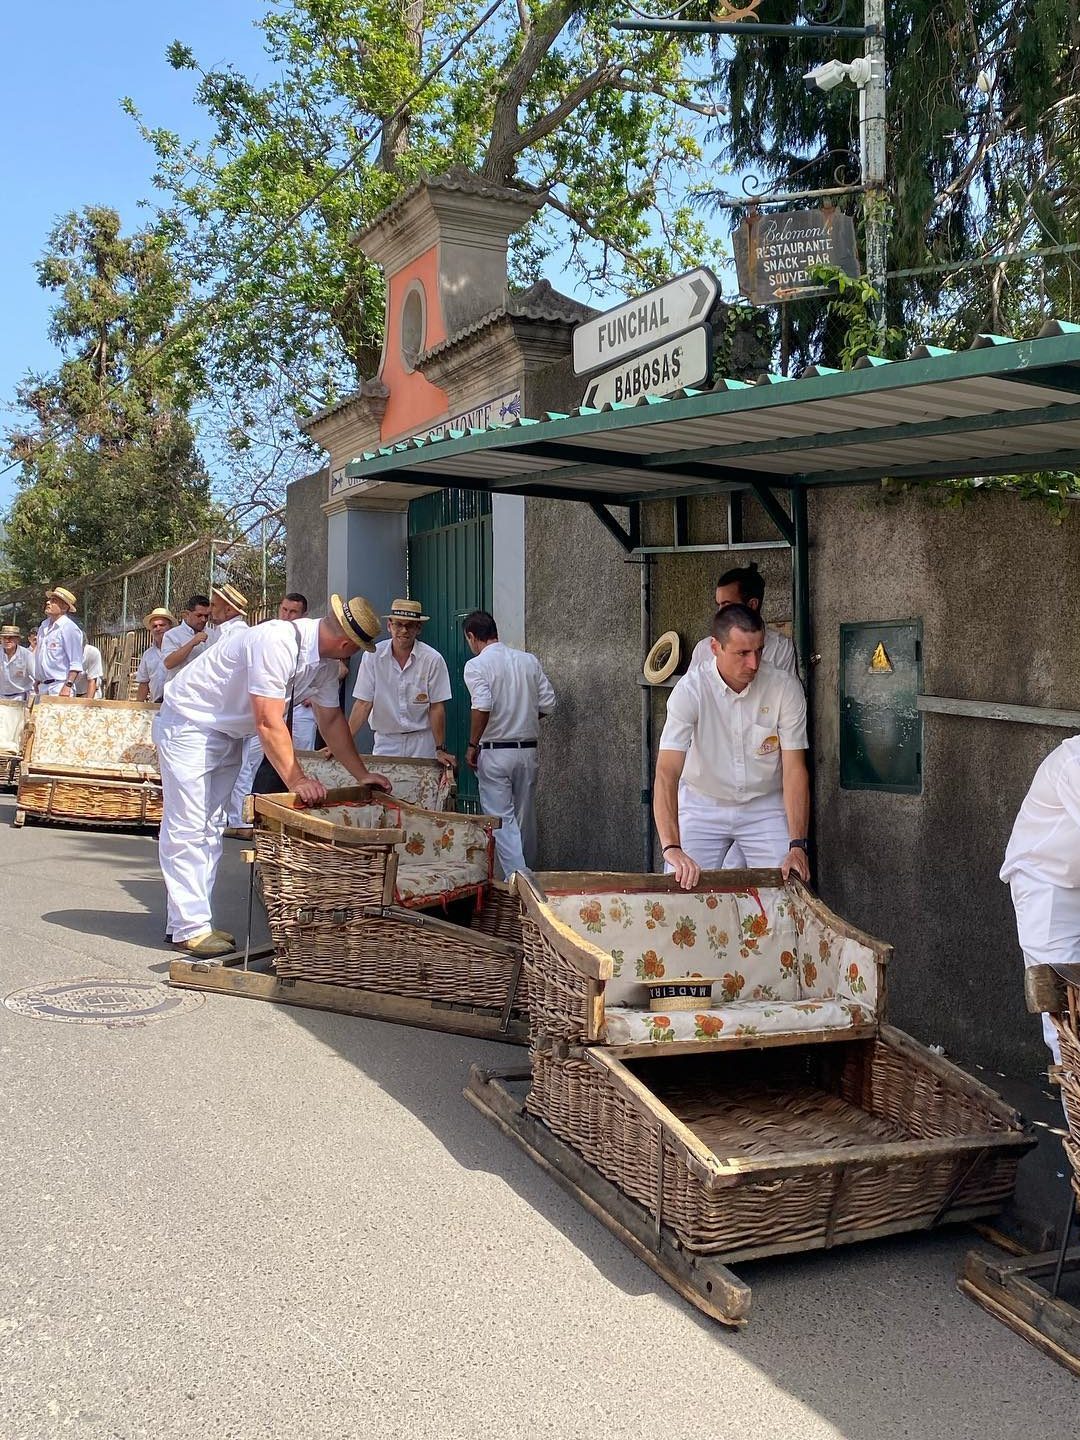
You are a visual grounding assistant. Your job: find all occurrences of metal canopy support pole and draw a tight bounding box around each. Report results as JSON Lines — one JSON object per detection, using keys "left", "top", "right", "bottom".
{"left": 791, "top": 484, "right": 811, "bottom": 691}
{"left": 163, "top": 559, "right": 172, "bottom": 611}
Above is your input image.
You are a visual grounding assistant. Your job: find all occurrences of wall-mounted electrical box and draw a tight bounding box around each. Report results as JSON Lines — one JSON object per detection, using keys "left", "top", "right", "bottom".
{"left": 839, "top": 621, "right": 923, "bottom": 794}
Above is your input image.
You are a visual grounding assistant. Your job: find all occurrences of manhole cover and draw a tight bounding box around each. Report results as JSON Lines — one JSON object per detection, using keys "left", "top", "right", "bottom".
{"left": 3, "top": 977, "right": 204, "bottom": 1028}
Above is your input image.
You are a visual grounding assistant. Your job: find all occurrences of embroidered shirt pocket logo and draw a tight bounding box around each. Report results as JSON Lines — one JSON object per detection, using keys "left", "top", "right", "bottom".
{"left": 755, "top": 733, "right": 780, "bottom": 756}
{"left": 414, "top": 692, "right": 429, "bottom": 703}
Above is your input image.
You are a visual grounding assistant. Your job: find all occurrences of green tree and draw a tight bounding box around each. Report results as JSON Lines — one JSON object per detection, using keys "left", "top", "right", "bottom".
{"left": 3, "top": 206, "right": 216, "bottom": 584}
{"left": 128, "top": 0, "right": 723, "bottom": 422}
{"left": 701, "top": 0, "right": 1080, "bottom": 362}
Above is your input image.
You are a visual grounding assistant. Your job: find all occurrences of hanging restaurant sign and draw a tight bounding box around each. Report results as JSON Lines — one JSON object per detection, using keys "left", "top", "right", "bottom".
{"left": 572, "top": 267, "right": 718, "bottom": 375}
{"left": 733, "top": 207, "right": 860, "bottom": 306}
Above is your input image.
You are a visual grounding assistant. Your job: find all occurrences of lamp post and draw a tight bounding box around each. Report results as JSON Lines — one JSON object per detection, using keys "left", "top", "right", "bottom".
{"left": 861, "top": 0, "right": 888, "bottom": 326}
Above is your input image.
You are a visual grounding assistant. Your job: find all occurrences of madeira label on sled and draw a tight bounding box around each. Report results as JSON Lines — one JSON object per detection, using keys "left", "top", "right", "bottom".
{"left": 582, "top": 327, "right": 712, "bottom": 408}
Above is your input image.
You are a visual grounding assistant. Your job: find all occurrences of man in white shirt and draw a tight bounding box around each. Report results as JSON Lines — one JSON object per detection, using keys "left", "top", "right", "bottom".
{"left": 689, "top": 562, "right": 797, "bottom": 678}
{"left": 462, "top": 609, "right": 556, "bottom": 880}
{"left": 161, "top": 595, "right": 212, "bottom": 683}
{"left": 1000, "top": 737, "right": 1080, "bottom": 1065}
{"left": 135, "top": 608, "right": 175, "bottom": 703}
{"left": 348, "top": 598, "right": 453, "bottom": 762}
{"left": 155, "top": 593, "right": 390, "bottom": 958}
{"left": 278, "top": 593, "right": 319, "bottom": 751}
{"left": 0, "top": 626, "right": 34, "bottom": 700}
{"left": 34, "top": 588, "right": 85, "bottom": 697}
{"left": 655, "top": 604, "right": 810, "bottom": 891}
{"left": 75, "top": 642, "right": 105, "bottom": 699}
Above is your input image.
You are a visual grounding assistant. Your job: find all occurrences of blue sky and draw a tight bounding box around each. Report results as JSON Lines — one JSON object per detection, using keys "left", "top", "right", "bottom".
{"left": 0, "top": 2, "right": 269, "bottom": 510}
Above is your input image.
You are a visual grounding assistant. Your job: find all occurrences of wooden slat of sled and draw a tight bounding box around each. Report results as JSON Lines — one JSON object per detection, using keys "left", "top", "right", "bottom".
{"left": 464, "top": 1065, "right": 751, "bottom": 1327}
{"left": 960, "top": 1246, "right": 1080, "bottom": 1379}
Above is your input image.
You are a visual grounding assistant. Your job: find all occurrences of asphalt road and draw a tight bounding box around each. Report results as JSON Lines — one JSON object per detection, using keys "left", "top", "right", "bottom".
{"left": 0, "top": 792, "right": 1076, "bottom": 1439}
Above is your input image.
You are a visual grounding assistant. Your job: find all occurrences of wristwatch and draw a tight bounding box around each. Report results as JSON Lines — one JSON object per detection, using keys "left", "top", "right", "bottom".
{"left": 788, "top": 838, "right": 810, "bottom": 852}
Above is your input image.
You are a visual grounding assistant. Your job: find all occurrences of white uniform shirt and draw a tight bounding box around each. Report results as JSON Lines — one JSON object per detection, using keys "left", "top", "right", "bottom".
{"left": 659, "top": 658, "right": 807, "bottom": 804}
{"left": 352, "top": 639, "right": 452, "bottom": 737}
{"left": 206, "top": 615, "right": 247, "bottom": 646}
{"left": 34, "top": 613, "right": 84, "bottom": 684}
{"left": 74, "top": 643, "right": 104, "bottom": 697}
{"left": 1001, "top": 737, "right": 1080, "bottom": 888}
{"left": 463, "top": 642, "right": 556, "bottom": 741}
{"left": 135, "top": 644, "right": 167, "bottom": 703}
{"left": 160, "top": 621, "right": 208, "bottom": 683}
{"left": 690, "top": 625, "right": 797, "bottom": 677}
{"left": 160, "top": 617, "right": 339, "bottom": 739}
{"left": 0, "top": 645, "right": 34, "bottom": 698}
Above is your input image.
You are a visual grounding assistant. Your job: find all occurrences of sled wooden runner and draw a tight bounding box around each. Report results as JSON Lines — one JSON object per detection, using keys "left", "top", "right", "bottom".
{"left": 464, "top": 1064, "right": 752, "bottom": 1327}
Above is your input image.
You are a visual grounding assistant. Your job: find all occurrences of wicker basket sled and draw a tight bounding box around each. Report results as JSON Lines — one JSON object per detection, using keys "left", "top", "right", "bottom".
{"left": 170, "top": 786, "right": 527, "bottom": 1041}
{"left": 960, "top": 962, "right": 1080, "bottom": 1377}
{"left": 15, "top": 697, "right": 161, "bottom": 828}
{"left": 466, "top": 870, "right": 1034, "bottom": 1326}
{"left": 0, "top": 698, "right": 27, "bottom": 788}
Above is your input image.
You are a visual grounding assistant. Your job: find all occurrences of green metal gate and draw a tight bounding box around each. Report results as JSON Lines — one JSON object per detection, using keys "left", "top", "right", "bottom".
{"left": 407, "top": 489, "right": 492, "bottom": 809}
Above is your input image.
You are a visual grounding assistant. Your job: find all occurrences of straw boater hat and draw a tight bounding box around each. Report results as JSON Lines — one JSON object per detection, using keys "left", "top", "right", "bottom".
{"left": 0, "top": 625, "right": 22, "bottom": 640}
{"left": 211, "top": 583, "right": 248, "bottom": 615}
{"left": 383, "top": 597, "right": 429, "bottom": 623}
{"left": 144, "top": 607, "right": 176, "bottom": 629}
{"left": 46, "top": 586, "right": 77, "bottom": 613}
{"left": 330, "top": 593, "right": 380, "bottom": 652}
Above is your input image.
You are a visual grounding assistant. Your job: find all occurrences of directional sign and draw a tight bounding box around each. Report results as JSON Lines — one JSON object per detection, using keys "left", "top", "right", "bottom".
{"left": 582, "top": 327, "right": 712, "bottom": 408}
{"left": 572, "top": 267, "right": 718, "bottom": 376}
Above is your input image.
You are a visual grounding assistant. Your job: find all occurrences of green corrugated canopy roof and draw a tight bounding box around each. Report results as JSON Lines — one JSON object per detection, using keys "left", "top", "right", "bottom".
{"left": 344, "top": 320, "right": 1080, "bottom": 504}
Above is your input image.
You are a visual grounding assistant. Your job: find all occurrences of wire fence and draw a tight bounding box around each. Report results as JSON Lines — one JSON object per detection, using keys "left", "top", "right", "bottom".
{"left": 0, "top": 524, "right": 286, "bottom": 698}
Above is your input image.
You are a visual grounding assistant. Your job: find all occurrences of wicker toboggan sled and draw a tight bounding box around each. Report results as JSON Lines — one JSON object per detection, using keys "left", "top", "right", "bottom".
{"left": 466, "top": 870, "right": 1034, "bottom": 1325}
{"left": 169, "top": 786, "right": 526, "bottom": 1041}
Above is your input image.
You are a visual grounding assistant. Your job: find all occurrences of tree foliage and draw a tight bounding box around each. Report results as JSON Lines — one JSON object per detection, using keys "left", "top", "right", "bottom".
{"left": 3, "top": 206, "right": 215, "bottom": 584}
{"left": 127, "top": 0, "right": 723, "bottom": 421}
{"left": 701, "top": 0, "right": 1080, "bottom": 362}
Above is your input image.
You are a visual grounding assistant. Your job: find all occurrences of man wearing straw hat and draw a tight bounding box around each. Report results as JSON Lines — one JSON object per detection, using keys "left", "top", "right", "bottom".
{"left": 135, "top": 608, "right": 176, "bottom": 703}
{"left": 161, "top": 595, "right": 212, "bottom": 682}
{"left": 155, "top": 593, "right": 391, "bottom": 958}
{"left": 34, "top": 587, "right": 84, "bottom": 697}
{"left": 347, "top": 597, "right": 454, "bottom": 763}
{"left": 0, "top": 626, "right": 34, "bottom": 701}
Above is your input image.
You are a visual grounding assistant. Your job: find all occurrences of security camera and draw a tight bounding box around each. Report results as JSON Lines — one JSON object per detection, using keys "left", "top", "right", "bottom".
{"left": 803, "top": 59, "right": 849, "bottom": 92}
{"left": 803, "top": 56, "right": 873, "bottom": 92}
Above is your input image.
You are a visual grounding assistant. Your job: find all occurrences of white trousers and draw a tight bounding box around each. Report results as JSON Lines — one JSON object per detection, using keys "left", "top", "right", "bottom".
{"left": 476, "top": 747, "right": 538, "bottom": 880}
{"left": 1007, "top": 874, "right": 1079, "bottom": 1064}
{"left": 228, "top": 735, "right": 264, "bottom": 825}
{"left": 373, "top": 729, "right": 437, "bottom": 760}
{"left": 36, "top": 679, "right": 67, "bottom": 696}
{"left": 291, "top": 705, "right": 318, "bottom": 753}
{"left": 154, "top": 713, "right": 244, "bottom": 942}
{"left": 673, "top": 784, "right": 789, "bottom": 871}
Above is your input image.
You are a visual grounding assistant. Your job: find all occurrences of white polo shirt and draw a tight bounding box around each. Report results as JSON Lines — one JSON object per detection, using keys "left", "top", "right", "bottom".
{"left": 74, "top": 643, "right": 104, "bottom": 696}
{"left": 34, "top": 613, "right": 84, "bottom": 684}
{"left": 161, "top": 621, "right": 208, "bottom": 682}
{"left": 160, "top": 618, "right": 340, "bottom": 739}
{"left": 0, "top": 645, "right": 34, "bottom": 698}
{"left": 659, "top": 658, "right": 807, "bottom": 804}
{"left": 135, "top": 644, "right": 167, "bottom": 703}
{"left": 691, "top": 625, "right": 797, "bottom": 677}
{"left": 353, "top": 638, "right": 452, "bottom": 737}
{"left": 1001, "top": 737, "right": 1080, "bottom": 889}
{"left": 462, "top": 642, "right": 556, "bottom": 742}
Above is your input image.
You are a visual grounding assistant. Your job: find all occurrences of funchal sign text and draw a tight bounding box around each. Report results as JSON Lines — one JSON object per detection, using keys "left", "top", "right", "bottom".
{"left": 571, "top": 266, "right": 718, "bottom": 405}
{"left": 330, "top": 390, "right": 521, "bottom": 496}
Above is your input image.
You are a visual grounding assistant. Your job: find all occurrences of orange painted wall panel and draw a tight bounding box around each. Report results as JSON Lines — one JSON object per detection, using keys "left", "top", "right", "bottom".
{"left": 379, "top": 246, "right": 449, "bottom": 443}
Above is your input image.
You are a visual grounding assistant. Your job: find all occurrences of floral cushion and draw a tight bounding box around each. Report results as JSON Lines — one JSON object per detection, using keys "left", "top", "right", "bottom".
{"left": 544, "top": 887, "right": 801, "bottom": 1008}
{"left": 297, "top": 752, "right": 453, "bottom": 810}
{"left": 794, "top": 906, "right": 878, "bottom": 1020}
{"left": 30, "top": 700, "right": 158, "bottom": 774}
{"left": 604, "top": 998, "right": 856, "bottom": 1045}
{"left": 395, "top": 859, "right": 490, "bottom": 906}
{"left": 0, "top": 700, "right": 26, "bottom": 758}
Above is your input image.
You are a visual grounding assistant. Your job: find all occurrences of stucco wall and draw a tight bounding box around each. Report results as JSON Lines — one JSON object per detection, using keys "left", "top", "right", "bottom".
{"left": 808, "top": 485, "right": 1080, "bottom": 1074}
{"left": 285, "top": 468, "right": 330, "bottom": 614}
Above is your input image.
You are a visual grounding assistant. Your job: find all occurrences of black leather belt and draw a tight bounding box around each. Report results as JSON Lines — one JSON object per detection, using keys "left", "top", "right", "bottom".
{"left": 479, "top": 740, "right": 537, "bottom": 749}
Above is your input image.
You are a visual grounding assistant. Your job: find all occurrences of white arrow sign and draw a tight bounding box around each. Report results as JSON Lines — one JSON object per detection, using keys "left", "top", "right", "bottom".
{"left": 582, "top": 327, "right": 712, "bottom": 409}
{"left": 573, "top": 267, "right": 718, "bottom": 376}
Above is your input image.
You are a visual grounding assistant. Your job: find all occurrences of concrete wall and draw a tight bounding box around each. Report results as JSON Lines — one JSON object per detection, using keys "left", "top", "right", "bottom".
{"left": 808, "top": 485, "right": 1080, "bottom": 1075}
{"left": 285, "top": 469, "right": 330, "bottom": 614}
